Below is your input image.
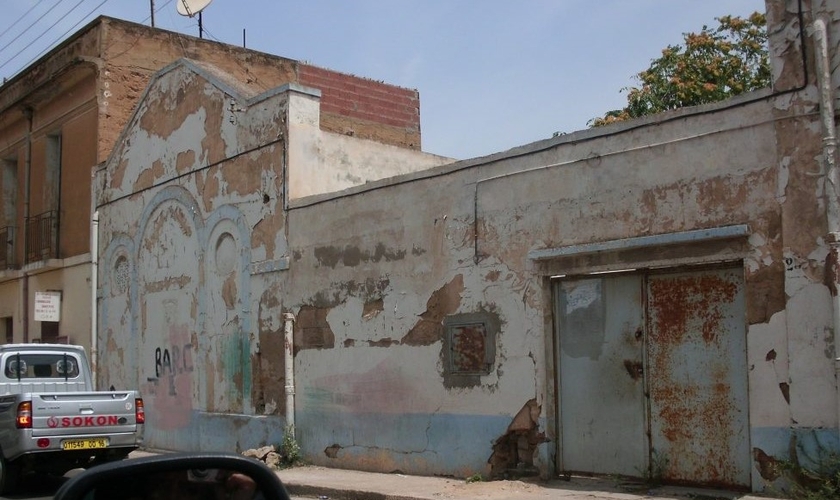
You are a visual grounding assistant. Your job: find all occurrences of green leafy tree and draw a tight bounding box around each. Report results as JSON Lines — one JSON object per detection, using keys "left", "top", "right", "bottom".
{"left": 590, "top": 12, "right": 770, "bottom": 127}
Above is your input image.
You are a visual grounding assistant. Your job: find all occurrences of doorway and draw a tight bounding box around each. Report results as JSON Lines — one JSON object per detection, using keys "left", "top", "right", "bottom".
{"left": 554, "top": 266, "right": 750, "bottom": 488}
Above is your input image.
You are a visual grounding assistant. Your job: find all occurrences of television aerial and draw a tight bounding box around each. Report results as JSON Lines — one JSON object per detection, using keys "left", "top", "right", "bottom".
{"left": 176, "top": 0, "right": 213, "bottom": 39}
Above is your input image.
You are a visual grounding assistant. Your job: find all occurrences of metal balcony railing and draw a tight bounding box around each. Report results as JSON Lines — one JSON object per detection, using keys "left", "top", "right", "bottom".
{"left": 25, "top": 210, "right": 58, "bottom": 264}
{"left": 0, "top": 226, "right": 14, "bottom": 269}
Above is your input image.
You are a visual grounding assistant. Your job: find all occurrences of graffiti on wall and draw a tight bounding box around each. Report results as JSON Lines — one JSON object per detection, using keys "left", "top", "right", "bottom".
{"left": 152, "top": 342, "right": 194, "bottom": 393}
{"left": 142, "top": 297, "right": 196, "bottom": 430}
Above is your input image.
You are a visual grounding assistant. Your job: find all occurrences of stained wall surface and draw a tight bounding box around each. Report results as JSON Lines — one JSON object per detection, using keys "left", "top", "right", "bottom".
{"left": 0, "top": 14, "right": 427, "bottom": 356}
{"left": 95, "top": 0, "right": 840, "bottom": 493}
{"left": 95, "top": 59, "right": 451, "bottom": 452}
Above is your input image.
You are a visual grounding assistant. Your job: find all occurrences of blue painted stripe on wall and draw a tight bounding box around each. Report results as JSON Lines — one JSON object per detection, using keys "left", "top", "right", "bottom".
{"left": 143, "top": 410, "right": 288, "bottom": 453}
{"left": 750, "top": 426, "right": 839, "bottom": 491}
{"left": 751, "top": 426, "right": 839, "bottom": 463}
{"left": 296, "top": 410, "right": 514, "bottom": 477}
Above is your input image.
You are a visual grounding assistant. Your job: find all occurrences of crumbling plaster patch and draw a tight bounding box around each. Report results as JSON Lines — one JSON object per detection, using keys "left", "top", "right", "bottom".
{"left": 313, "top": 243, "right": 407, "bottom": 269}
{"left": 138, "top": 71, "right": 201, "bottom": 138}
{"left": 747, "top": 310, "right": 791, "bottom": 427}
{"left": 110, "top": 159, "right": 129, "bottom": 190}
{"left": 747, "top": 232, "right": 774, "bottom": 273}
{"left": 784, "top": 247, "right": 828, "bottom": 298}
{"left": 488, "top": 399, "right": 545, "bottom": 479}
{"left": 776, "top": 157, "right": 790, "bottom": 203}
{"left": 747, "top": 260, "right": 786, "bottom": 325}
{"left": 200, "top": 87, "right": 228, "bottom": 165}
{"left": 196, "top": 166, "right": 221, "bottom": 213}
{"left": 402, "top": 275, "right": 464, "bottom": 346}
{"left": 176, "top": 150, "right": 196, "bottom": 176}
{"left": 120, "top": 108, "right": 208, "bottom": 192}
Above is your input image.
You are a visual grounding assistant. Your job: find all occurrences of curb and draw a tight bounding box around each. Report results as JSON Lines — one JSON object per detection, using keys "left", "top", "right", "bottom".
{"left": 284, "top": 483, "right": 423, "bottom": 500}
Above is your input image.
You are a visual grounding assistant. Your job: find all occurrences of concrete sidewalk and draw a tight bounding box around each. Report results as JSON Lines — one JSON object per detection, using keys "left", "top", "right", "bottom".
{"left": 276, "top": 465, "right": 781, "bottom": 500}
{"left": 129, "top": 451, "right": 782, "bottom": 500}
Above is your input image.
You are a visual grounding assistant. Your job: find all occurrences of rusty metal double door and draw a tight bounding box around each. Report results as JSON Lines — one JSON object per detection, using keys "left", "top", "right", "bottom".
{"left": 554, "top": 267, "right": 750, "bottom": 488}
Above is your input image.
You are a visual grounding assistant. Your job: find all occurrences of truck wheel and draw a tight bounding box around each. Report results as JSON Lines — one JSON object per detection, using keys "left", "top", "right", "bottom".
{"left": 0, "top": 456, "right": 20, "bottom": 495}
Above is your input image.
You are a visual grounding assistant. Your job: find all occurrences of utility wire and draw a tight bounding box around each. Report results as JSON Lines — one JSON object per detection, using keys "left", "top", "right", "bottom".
{"left": 1, "top": 0, "right": 110, "bottom": 75}
{"left": 0, "top": 0, "right": 68, "bottom": 56}
{"left": 0, "top": 0, "right": 45, "bottom": 42}
{"left": 200, "top": 25, "right": 223, "bottom": 43}
{"left": 141, "top": 0, "right": 175, "bottom": 26}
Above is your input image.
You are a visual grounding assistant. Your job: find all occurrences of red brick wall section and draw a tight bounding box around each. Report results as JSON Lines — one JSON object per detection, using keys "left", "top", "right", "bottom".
{"left": 298, "top": 65, "right": 420, "bottom": 132}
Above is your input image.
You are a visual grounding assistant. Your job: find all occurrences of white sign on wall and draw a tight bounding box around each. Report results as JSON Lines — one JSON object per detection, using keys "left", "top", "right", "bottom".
{"left": 34, "top": 291, "right": 61, "bottom": 322}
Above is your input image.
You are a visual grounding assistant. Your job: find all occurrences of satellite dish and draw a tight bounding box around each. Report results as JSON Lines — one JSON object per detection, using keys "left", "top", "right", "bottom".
{"left": 176, "top": 0, "right": 212, "bottom": 38}
{"left": 176, "top": 0, "right": 212, "bottom": 17}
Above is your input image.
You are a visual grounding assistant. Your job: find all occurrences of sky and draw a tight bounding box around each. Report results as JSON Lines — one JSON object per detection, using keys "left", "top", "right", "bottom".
{"left": 0, "top": 0, "right": 766, "bottom": 160}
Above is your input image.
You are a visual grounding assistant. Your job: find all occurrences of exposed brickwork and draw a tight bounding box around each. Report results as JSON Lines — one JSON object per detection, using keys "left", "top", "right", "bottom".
{"left": 298, "top": 65, "right": 421, "bottom": 149}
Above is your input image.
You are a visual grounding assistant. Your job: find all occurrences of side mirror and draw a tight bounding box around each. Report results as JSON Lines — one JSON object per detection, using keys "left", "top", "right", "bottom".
{"left": 54, "top": 452, "right": 292, "bottom": 500}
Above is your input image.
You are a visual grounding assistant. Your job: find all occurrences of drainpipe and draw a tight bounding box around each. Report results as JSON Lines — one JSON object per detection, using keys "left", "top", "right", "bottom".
{"left": 22, "top": 106, "right": 33, "bottom": 343}
{"left": 813, "top": 17, "right": 840, "bottom": 440}
{"left": 283, "top": 312, "right": 296, "bottom": 438}
{"left": 90, "top": 211, "right": 99, "bottom": 389}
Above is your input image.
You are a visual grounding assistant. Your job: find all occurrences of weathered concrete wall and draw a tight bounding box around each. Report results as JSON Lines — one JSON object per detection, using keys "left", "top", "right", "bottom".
{"left": 287, "top": 91, "right": 452, "bottom": 199}
{"left": 746, "top": 0, "right": 840, "bottom": 484}
{"left": 0, "top": 13, "right": 426, "bottom": 354}
{"left": 96, "top": 58, "right": 460, "bottom": 452}
{"left": 96, "top": 60, "right": 291, "bottom": 450}
{"left": 94, "top": 0, "right": 840, "bottom": 492}
{"left": 282, "top": 94, "right": 787, "bottom": 480}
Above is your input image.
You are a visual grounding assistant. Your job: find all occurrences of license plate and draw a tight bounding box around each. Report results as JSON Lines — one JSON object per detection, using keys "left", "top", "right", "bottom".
{"left": 62, "top": 438, "right": 109, "bottom": 450}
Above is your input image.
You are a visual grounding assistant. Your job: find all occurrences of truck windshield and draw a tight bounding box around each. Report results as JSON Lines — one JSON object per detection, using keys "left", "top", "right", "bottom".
{"left": 5, "top": 353, "right": 80, "bottom": 379}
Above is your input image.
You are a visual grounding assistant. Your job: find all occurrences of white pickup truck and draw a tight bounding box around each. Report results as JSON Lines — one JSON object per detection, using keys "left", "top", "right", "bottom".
{"left": 0, "top": 344, "right": 144, "bottom": 493}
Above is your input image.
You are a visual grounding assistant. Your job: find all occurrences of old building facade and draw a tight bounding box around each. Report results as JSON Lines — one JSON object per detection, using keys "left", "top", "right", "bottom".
{"left": 47, "top": 0, "right": 840, "bottom": 493}
{"left": 0, "top": 17, "right": 426, "bottom": 375}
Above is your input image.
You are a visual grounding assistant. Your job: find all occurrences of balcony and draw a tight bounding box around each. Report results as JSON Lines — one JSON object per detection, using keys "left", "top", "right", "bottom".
{"left": 0, "top": 226, "right": 14, "bottom": 269}
{"left": 25, "top": 210, "right": 58, "bottom": 264}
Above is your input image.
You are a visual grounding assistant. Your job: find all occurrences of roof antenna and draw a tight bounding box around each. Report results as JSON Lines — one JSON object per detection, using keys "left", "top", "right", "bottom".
{"left": 176, "top": 0, "right": 213, "bottom": 39}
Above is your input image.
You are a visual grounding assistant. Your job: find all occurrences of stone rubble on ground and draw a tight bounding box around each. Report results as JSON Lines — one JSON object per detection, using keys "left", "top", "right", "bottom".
{"left": 242, "top": 445, "right": 282, "bottom": 469}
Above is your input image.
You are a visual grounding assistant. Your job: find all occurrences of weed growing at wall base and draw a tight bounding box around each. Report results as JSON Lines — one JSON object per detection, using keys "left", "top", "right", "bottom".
{"left": 780, "top": 451, "right": 840, "bottom": 500}
{"left": 278, "top": 426, "right": 302, "bottom": 468}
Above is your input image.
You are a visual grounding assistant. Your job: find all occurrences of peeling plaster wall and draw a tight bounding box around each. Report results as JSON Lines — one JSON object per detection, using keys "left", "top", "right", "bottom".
{"left": 97, "top": 61, "right": 292, "bottom": 452}
{"left": 96, "top": 0, "right": 840, "bottom": 490}
{"left": 284, "top": 96, "right": 791, "bottom": 480}
{"left": 744, "top": 0, "right": 840, "bottom": 488}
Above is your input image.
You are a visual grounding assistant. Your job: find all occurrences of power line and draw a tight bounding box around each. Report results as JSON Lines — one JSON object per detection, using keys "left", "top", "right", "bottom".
{"left": 0, "top": 0, "right": 113, "bottom": 76}
{"left": 0, "top": 0, "right": 69, "bottom": 57}
{"left": 141, "top": 0, "right": 176, "bottom": 25}
{"left": 0, "top": 0, "right": 108, "bottom": 75}
{"left": 0, "top": 0, "right": 45, "bottom": 42}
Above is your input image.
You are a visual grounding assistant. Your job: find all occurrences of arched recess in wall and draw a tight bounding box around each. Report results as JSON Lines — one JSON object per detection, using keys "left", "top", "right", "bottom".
{"left": 99, "top": 234, "right": 138, "bottom": 393}
{"left": 134, "top": 185, "right": 204, "bottom": 448}
{"left": 202, "top": 205, "right": 253, "bottom": 414}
